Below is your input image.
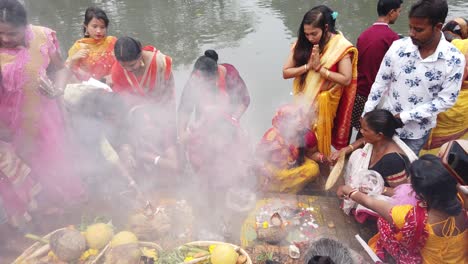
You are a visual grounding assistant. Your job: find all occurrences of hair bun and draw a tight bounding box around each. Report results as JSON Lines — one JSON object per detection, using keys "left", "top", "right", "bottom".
{"left": 204, "top": 49, "right": 219, "bottom": 62}
{"left": 394, "top": 115, "right": 404, "bottom": 129}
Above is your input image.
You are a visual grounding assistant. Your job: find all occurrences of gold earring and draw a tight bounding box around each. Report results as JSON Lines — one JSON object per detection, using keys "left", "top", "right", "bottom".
{"left": 140, "top": 59, "right": 145, "bottom": 68}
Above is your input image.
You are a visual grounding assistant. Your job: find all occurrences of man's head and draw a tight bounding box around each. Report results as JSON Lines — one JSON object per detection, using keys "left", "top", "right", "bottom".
{"left": 408, "top": 0, "right": 448, "bottom": 47}
{"left": 377, "top": 0, "right": 403, "bottom": 24}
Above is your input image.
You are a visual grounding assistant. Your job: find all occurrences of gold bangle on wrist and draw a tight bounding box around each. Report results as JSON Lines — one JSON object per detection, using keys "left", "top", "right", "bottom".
{"left": 326, "top": 69, "right": 331, "bottom": 79}
{"left": 348, "top": 144, "right": 354, "bottom": 151}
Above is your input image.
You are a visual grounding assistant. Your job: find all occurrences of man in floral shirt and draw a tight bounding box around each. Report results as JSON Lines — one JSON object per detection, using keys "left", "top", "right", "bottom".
{"left": 362, "top": 0, "right": 465, "bottom": 155}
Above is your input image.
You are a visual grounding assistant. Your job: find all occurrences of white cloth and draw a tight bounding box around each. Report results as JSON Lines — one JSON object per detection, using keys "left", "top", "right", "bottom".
{"left": 363, "top": 35, "right": 465, "bottom": 139}
{"left": 342, "top": 136, "right": 418, "bottom": 215}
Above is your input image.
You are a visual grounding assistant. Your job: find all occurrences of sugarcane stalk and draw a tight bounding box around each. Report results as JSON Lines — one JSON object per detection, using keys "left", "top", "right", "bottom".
{"left": 25, "top": 233, "right": 49, "bottom": 244}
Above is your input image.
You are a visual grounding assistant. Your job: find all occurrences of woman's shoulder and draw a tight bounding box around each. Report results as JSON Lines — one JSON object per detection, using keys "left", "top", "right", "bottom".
{"left": 333, "top": 32, "right": 354, "bottom": 47}
{"left": 391, "top": 204, "right": 414, "bottom": 228}
{"left": 381, "top": 152, "right": 409, "bottom": 162}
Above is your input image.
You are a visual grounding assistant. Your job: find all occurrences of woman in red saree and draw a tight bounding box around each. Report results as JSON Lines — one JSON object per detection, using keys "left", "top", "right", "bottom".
{"left": 203, "top": 49, "right": 250, "bottom": 121}
{"left": 111, "top": 37, "right": 175, "bottom": 106}
{"left": 337, "top": 155, "right": 467, "bottom": 263}
{"left": 66, "top": 7, "right": 116, "bottom": 83}
{"left": 111, "top": 37, "right": 176, "bottom": 142}
{"left": 178, "top": 54, "right": 250, "bottom": 184}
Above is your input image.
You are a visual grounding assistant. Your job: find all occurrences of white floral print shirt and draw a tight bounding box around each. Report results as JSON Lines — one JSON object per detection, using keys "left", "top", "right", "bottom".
{"left": 363, "top": 35, "right": 465, "bottom": 139}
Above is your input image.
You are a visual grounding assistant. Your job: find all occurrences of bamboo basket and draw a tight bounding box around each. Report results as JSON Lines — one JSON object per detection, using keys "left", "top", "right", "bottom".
{"left": 13, "top": 228, "right": 105, "bottom": 264}
{"left": 185, "top": 241, "right": 253, "bottom": 264}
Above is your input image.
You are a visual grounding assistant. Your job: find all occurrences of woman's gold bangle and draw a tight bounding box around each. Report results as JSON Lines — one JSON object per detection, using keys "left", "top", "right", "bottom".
{"left": 326, "top": 69, "right": 331, "bottom": 79}
{"left": 348, "top": 144, "right": 354, "bottom": 151}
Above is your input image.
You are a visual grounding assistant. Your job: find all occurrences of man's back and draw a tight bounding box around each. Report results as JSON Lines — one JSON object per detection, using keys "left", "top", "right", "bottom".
{"left": 356, "top": 23, "right": 399, "bottom": 97}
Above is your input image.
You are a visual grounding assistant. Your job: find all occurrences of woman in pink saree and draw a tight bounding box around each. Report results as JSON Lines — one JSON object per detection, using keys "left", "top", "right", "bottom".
{"left": 0, "top": 0, "right": 83, "bottom": 211}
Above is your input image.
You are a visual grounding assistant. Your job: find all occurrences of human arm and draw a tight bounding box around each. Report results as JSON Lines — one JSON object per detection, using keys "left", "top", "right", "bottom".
{"left": 39, "top": 37, "right": 73, "bottom": 97}
{"left": 282, "top": 45, "right": 310, "bottom": 79}
{"left": 66, "top": 43, "right": 89, "bottom": 66}
{"left": 337, "top": 185, "right": 394, "bottom": 222}
{"left": 177, "top": 79, "right": 196, "bottom": 142}
{"left": 317, "top": 53, "right": 353, "bottom": 87}
{"left": 330, "top": 137, "right": 366, "bottom": 163}
{"left": 457, "top": 184, "right": 468, "bottom": 210}
{"left": 225, "top": 65, "right": 250, "bottom": 120}
{"left": 399, "top": 55, "right": 465, "bottom": 125}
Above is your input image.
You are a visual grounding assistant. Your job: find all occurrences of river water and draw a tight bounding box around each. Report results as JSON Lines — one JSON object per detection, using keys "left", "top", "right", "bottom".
{"left": 25, "top": 0, "right": 467, "bottom": 140}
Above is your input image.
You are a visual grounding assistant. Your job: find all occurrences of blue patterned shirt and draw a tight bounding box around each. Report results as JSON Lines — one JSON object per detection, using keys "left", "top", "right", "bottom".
{"left": 363, "top": 35, "right": 465, "bottom": 139}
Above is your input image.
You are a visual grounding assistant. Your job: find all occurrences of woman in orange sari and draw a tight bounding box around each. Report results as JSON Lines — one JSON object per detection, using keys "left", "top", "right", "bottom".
{"left": 66, "top": 7, "right": 116, "bottom": 83}
{"left": 337, "top": 155, "right": 467, "bottom": 263}
{"left": 283, "top": 5, "right": 358, "bottom": 156}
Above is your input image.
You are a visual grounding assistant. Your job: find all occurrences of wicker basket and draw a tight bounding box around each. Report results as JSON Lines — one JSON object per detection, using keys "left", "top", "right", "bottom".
{"left": 185, "top": 241, "right": 253, "bottom": 264}
{"left": 13, "top": 228, "right": 104, "bottom": 264}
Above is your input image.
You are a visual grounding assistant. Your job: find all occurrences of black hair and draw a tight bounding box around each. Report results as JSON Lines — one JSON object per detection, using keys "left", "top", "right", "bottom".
{"left": 409, "top": 0, "right": 448, "bottom": 26}
{"left": 377, "top": 0, "right": 403, "bottom": 16}
{"left": 114, "top": 36, "right": 142, "bottom": 62}
{"left": 0, "top": 0, "right": 27, "bottom": 27}
{"left": 83, "top": 6, "right": 109, "bottom": 37}
{"left": 294, "top": 5, "right": 337, "bottom": 87}
{"left": 363, "top": 109, "right": 403, "bottom": 138}
{"left": 204, "top": 49, "right": 219, "bottom": 63}
{"left": 193, "top": 55, "right": 218, "bottom": 79}
{"left": 410, "top": 155, "right": 462, "bottom": 216}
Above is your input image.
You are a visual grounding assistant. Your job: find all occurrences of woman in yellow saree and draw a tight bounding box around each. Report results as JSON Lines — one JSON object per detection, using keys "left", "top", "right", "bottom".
{"left": 283, "top": 5, "right": 358, "bottom": 156}
{"left": 255, "top": 104, "right": 322, "bottom": 194}
{"left": 66, "top": 7, "right": 116, "bottom": 83}
{"left": 421, "top": 39, "right": 468, "bottom": 155}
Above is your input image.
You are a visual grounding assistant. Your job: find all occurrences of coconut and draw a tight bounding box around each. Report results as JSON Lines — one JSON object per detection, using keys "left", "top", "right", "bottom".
{"left": 104, "top": 243, "right": 141, "bottom": 264}
{"left": 49, "top": 228, "right": 87, "bottom": 262}
{"left": 85, "top": 223, "right": 114, "bottom": 250}
{"left": 110, "top": 231, "right": 138, "bottom": 248}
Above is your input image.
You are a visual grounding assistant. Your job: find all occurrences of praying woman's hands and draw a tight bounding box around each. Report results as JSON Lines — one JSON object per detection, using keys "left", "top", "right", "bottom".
{"left": 309, "top": 44, "right": 321, "bottom": 71}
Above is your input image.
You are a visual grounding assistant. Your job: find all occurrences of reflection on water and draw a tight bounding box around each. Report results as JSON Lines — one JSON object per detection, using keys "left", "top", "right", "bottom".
{"left": 25, "top": 0, "right": 466, "bottom": 140}
{"left": 25, "top": 0, "right": 255, "bottom": 66}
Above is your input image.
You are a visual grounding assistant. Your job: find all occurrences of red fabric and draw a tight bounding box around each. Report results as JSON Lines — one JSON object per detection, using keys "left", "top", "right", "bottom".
{"left": 221, "top": 63, "right": 250, "bottom": 108}
{"left": 375, "top": 204, "right": 429, "bottom": 263}
{"left": 111, "top": 46, "right": 173, "bottom": 103}
{"left": 259, "top": 104, "right": 317, "bottom": 168}
{"left": 356, "top": 24, "right": 399, "bottom": 97}
{"left": 305, "top": 131, "right": 317, "bottom": 148}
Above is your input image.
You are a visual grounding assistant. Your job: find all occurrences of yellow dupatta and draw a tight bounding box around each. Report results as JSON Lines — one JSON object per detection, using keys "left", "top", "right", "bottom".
{"left": 67, "top": 36, "right": 117, "bottom": 80}
{"left": 293, "top": 33, "right": 358, "bottom": 155}
{"left": 422, "top": 39, "right": 468, "bottom": 155}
